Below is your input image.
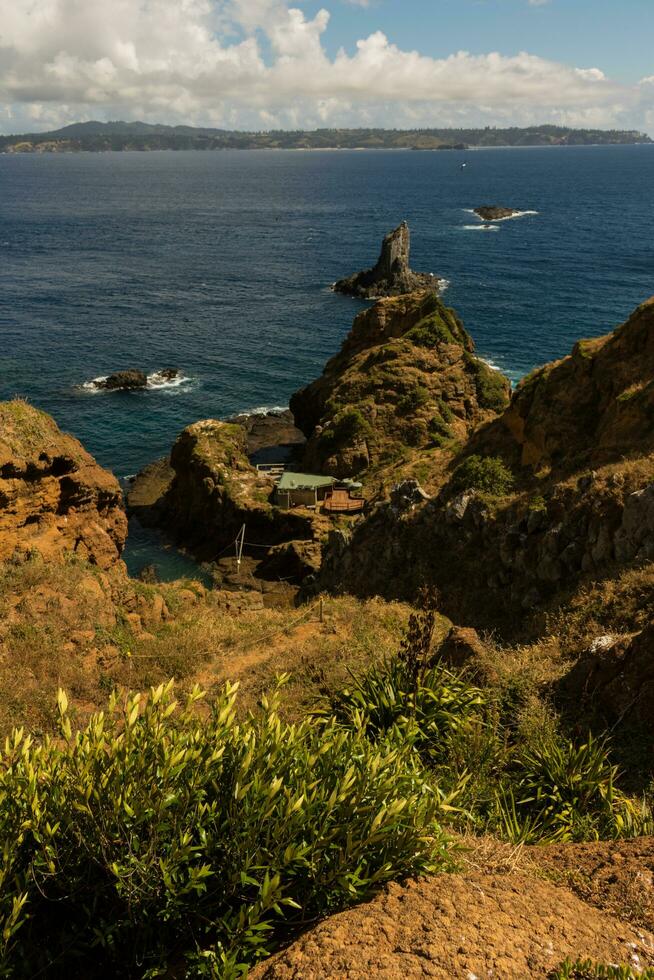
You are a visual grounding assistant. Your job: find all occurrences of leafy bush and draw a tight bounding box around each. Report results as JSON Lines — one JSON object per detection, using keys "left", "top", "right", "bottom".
{"left": 451, "top": 455, "right": 514, "bottom": 495}
{"left": 496, "top": 734, "right": 649, "bottom": 843}
{"left": 464, "top": 354, "right": 509, "bottom": 412}
{"left": 319, "top": 605, "right": 651, "bottom": 846}
{"left": 428, "top": 414, "right": 452, "bottom": 446}
{"left": 333, "top": 408, "right": 369, "bottom": 444}
{"left": 407, "top": 316, "right": 456, "bottom": 348}
{"left": 318, "top": 599, "right": 487, "bottom": 773}
{"left": 321, "top": 656, "right": 487, "bottom": 772}
{"left": 0, "top": 682, "right": 451, "bottom": 978}
{"left": 437, "top": 398, "right": 454, "bottom": 422}
{"left": 551, "top": 959, "right": 654, "bottom": 979}
{"left": 397, "top": 384, "right": 430, "bottom": 415}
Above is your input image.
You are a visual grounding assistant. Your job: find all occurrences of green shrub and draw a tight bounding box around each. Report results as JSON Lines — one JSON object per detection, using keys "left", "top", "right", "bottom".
{"left": 551, "top": 958, "right": 654, "bottom": 979}
{"left": 428, "top": 414, "right": 452, "bottom": 445}
{"left": 319, "top": 607, "right": 651, "bottom": 846}
{"left": 436, "top": 398, "right": 454, "bottom": 422}
{"left": 320, "top": 656, "right": 487, "bottom": 771}
{"left": 407, "top": 316, "right": 456, "bottom": 348}
{"left": 451, "top": 455, "right": 514, "bottom": 495}
{"left": 0, "top": 682, "right": 451, "bottom": 978}
{"left": 333, "top": 408, "right": 369, "bottom": 443}
{"left": 464, "top": 354, "right": 509, "bottom": 412}
{"left": 495, "top": 734, "right": 650, "bottom": 844}
{"left": 397, "top": 385, "right": 430, "bottom": 415}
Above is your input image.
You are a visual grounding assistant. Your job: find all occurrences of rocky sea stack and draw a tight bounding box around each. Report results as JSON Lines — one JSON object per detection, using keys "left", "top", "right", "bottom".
{"left": 333, "top": 221, "right": 442, "bottom": 299}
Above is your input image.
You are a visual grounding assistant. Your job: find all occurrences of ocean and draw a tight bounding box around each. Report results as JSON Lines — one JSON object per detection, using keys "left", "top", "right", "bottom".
{"left": 1, "top": 145, "right": 652, "bottom": 573}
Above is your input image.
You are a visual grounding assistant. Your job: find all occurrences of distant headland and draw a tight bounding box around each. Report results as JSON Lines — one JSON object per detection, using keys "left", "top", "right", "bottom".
{"left": 0, "top": 120, "right": 651, "bottom": 153}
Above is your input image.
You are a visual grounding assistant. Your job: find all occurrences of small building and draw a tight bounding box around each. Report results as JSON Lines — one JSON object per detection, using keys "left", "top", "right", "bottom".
{"left": 275, "top": 471, "right": 363, "bottom": 511}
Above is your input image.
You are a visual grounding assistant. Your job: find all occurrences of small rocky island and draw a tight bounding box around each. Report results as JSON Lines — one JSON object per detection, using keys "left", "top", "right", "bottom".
{"left": 473, "top": 206, "right": 521, "bottom": 221}
{"left": 333, "top": 221, "right": 442, "bottom": 299}
{"left": 94, "top": 368, "right": 179, "bottom": 391}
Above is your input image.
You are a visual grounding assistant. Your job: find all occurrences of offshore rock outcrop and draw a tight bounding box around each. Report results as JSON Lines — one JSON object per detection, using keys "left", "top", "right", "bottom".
{"left": 333, "top": 222, "right": 442, "bottom": 299}
{"left": 0, "top": 400, "right": 126, "bottom": 568}
{"left": 96, "top": 369, "right": 148, "bottom": 390}
{"left": 290, "top": 291, "right": 510, "bottom": 479}
{"left": 473, "top": 206, "right": 520, "bottom": 221}
{"left": 319, "top": 297, "right": 654, "bottom": 627}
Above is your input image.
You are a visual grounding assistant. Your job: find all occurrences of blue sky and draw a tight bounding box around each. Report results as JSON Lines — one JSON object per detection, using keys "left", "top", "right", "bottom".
{"left": 1, "top": 0, "right": 653, "bottom": 134}
{"left": 311, "top": 1, "right": 654, "bottom": 85}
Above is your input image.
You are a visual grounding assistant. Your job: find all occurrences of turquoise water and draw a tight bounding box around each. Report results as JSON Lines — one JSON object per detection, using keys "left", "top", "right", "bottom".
{"left": 1, "top": 145, "right": 652, "bottom": 574}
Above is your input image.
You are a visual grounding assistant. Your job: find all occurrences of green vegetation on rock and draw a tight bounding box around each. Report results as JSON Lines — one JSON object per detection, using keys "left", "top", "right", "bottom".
{"left": 551, "top": 959, "right": 654, "bottom": 979}
{"left": 451, "top": 454, "right": 515, "bottom": 495}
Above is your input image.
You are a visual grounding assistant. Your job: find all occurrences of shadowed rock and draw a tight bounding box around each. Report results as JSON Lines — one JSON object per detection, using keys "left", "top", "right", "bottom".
{"left": 474, "top": 206, "right": 520, "bottom": 221}
{"left": 96, "top": 370, "right": 147, "bottom": 390}
{"left": 333, "top": 221, "right": 442, "bottom": 299}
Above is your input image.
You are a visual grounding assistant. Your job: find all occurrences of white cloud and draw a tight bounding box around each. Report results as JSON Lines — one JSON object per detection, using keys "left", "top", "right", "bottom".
{"left": 0, "top": 0, "right": 651, "bottom": 135}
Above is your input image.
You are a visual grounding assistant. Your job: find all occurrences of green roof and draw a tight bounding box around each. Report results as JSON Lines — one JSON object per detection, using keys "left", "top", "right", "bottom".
{"left": 276, "top": 472, "right": 336, "bottom": 491}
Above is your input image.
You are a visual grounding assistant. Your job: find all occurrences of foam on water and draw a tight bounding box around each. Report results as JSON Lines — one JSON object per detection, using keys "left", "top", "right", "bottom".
{"left": 78, "top": 371, "right": 193, "bottom": 394}
{"left": 238, "top": 404, "right": 289, "bottom": 416}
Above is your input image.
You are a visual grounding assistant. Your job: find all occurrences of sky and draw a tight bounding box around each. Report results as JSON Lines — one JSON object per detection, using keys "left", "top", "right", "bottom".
{"left": 1, "top": 0, "right": 653, "bottom": 135}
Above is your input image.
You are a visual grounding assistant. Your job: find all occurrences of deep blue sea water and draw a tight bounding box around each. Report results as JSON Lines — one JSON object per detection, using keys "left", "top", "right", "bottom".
{"left": 1, "top": 145, "right": 653, "bottom": 573}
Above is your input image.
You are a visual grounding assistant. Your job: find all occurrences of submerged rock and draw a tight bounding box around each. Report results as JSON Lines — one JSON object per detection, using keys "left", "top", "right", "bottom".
{"left": 333, "top": 221, "right": 442, "bottom": 299}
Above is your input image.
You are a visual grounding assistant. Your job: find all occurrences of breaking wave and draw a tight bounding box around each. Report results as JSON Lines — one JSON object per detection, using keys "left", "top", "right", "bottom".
{"left": 78, "top": 371, "right": 193, "bottom": 394}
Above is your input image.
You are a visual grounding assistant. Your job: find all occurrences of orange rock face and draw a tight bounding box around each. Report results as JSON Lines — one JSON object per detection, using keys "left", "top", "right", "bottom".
{"left": 0, "top": 401, "right": 127, "bottom": 569}
{"left": 503, "top": 295, "right": 654, "bottom": 473}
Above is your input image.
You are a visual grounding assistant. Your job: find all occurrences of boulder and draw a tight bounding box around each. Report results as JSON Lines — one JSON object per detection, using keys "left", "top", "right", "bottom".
{"left": 560, "top": 625, "right": 654, "bottom": 739}
{"left": 333, "top": 222, "right": 443, "bottom": 299}
{"left": 390, "top": 479, "right": 430, "bottom": 512}
{"left": 96, "top": 370, "right": 147, "bottom": 390}
{"left": 474, "top": 206, "right": 520, "bottom": 221}
{"left": 438, "top": 625, "right": 487, "bottom": 673}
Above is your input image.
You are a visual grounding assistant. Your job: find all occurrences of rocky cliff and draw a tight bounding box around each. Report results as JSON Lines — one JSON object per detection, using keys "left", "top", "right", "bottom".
{"left": 290, "top": 291, "right": 510, "bottom": 479}
{"left": 491, "top": 296, "right": 654, "bottom": 474}
{"left": 333, "top": 222, "right": 443, "bottom": 299}
{"left": 0, "top": 400, "right": 126, "bottom": 568}
{"left": 128, "top": 419, "right": 315, "bottom": 562}
{"left": 319, "top": 297, "right": 654, "bottom": 627}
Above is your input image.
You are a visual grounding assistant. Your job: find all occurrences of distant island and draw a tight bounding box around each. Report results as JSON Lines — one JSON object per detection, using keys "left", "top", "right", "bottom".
{"left": 0, "top": 120, "right": 651, "bottom": 153}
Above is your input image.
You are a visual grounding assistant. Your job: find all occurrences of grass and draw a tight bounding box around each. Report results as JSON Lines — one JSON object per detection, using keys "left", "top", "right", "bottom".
{"left": 551, "top": 960, "right": 654, "bottom": 979}
{"left": 0, "top": 554, "right": 415, "bottom": 735}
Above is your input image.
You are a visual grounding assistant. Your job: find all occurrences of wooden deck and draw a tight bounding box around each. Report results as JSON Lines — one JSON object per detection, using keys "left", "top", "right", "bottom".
{"left": 322, "top": 489, "right": 365, "bottom": 514}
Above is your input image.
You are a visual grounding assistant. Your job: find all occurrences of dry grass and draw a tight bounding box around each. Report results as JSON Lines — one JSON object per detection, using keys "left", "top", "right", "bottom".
{"left": 0, "top": 555, "right": 414, "bottom": 734}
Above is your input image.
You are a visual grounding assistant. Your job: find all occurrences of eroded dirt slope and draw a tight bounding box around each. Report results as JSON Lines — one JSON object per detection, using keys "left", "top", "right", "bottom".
{"left": 252, "top": 870, "right": 654, "bottom": 979}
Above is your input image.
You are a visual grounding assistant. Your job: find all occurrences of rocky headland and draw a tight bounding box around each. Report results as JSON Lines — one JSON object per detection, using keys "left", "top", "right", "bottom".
{"left": 319, "top": 297, "right": 654, "bottom": 616}
{"left": 0, "top": 400, "right": 126, "bottom": 568}
{"left": 290, "top": 290, "right": 510, "bottom": 479}
{"left": 127, "top": 418, "right": 317, "bottom": 567}
{"left": 333, "top": 221, "right": 443, "bottom": 299}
